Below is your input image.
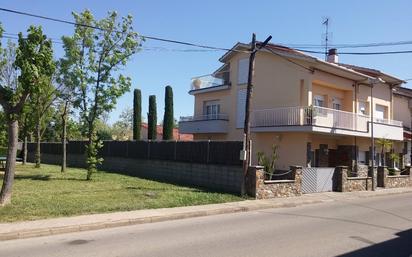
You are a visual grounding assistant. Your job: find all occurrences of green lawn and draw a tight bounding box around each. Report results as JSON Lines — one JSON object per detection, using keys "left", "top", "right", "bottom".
{"left": 0, "top": 164, "right": 243, "bottom": 222}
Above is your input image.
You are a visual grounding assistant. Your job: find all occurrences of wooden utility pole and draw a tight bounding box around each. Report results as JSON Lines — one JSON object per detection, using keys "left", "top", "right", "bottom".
{"left": 241, "top": 33, "right": 272, "bottom": 195}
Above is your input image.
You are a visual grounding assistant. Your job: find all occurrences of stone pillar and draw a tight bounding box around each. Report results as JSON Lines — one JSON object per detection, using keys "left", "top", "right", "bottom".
{"left": 377, "top": 166, "right": 388, "bottom": 188}
{"left": 245, "top": 166, "right": 264, "bottom": 198}
{"left": 334, "top": 166, "right": 348, "bottom": 192}
{"left": 290, "top": 166, "right": 303, "bottom": 195}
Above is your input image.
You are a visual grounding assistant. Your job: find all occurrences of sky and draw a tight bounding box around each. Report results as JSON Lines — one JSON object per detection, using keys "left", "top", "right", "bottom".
{"left": 1, "top": 0, "right": 411, "bottom": 124}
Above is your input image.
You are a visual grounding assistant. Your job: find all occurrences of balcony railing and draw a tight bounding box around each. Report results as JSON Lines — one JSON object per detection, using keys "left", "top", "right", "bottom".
{"left": 180, "top": 113, "right": 229, "bottom": 122}
{"left": 190, "top": 75, "right": 230, "bottom": 91}
{"left": 252, "top": 106, "right": 402, "bottom": 132}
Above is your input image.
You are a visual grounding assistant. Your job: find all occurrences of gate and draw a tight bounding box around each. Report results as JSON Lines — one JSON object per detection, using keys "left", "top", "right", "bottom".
{"left": 302, "top": 167, "right": 335, "bottom": 193}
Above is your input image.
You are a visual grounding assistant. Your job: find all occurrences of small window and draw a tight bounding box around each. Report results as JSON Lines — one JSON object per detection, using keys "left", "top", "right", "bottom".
{"left": 237, "top": 58, "right": 249, "bottom": 85}
{"left": 313, "top": 95, "right": 325, "bottom": 107}
{"left": 332, "top": 98, "right": 342, "bottom": 110}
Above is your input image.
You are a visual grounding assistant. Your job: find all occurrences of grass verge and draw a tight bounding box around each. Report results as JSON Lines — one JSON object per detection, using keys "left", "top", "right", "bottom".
{"left": 0, "top": 164, "right": 243, "bottom": 222}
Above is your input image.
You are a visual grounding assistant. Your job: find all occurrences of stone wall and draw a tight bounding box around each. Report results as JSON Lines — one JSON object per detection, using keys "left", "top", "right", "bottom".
{"left": 334, "top": 166, "right": 372, "bottom": 192}
{"left": 377, "top": 166, "right": 412, "bottom": 189}
{"left": 28, "top": 153, "right": 243, "bottom": 194}
{"left": 246, "top": 166, "right": 302, "bottom": 199}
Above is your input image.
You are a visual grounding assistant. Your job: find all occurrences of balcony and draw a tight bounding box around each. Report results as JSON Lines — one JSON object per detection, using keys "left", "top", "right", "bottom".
{"left": 189, "top": 75, "right": 231, "bottom": 95}
{"left": 251, "top": 106, "right": 403, "bottom": 140}
{"left": 179, "top": 114, "right": 229, "bottom": 134}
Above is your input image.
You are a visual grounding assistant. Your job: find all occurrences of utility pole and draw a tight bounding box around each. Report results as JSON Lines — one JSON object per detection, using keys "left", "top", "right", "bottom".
{"left": 370, "top": 84, "right": 375, "bottom": 191}
{"left": 241, "top": 33, "right": 272, "bottom": 195}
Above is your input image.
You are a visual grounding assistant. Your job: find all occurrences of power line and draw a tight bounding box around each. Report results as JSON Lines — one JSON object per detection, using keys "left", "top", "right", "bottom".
{"left": 0, "top": 7, "right": 250, "bottom": 53}
{"left": 263, "top": 46, "right": 314, "bottom": 73}
{"left": 295, "top": 48, "right": 412, "bottom": 55}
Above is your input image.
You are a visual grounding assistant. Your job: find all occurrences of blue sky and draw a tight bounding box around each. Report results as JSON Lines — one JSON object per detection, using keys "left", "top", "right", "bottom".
{"left": 1, "top": 0, "right": 411, "bottom": 124}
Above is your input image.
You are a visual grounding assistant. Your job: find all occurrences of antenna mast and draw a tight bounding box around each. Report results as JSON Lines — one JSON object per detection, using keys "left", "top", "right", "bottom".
{"left": 322, "top": 17, "right": 330, "bottom": 60}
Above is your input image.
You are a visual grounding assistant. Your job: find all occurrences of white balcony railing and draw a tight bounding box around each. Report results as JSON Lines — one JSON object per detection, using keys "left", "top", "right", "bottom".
{"left": 190, "top": 75, "right": 230, "bottom": 91}
{"left": 180, "top": 113, "right": 229, "bottom": 122}
{"left": 252, "top": 106, "right": 402, "bottom": 132}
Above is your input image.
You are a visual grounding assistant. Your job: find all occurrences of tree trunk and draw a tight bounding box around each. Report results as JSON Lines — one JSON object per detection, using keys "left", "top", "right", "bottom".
{"left": 0, "top": 120, "right": 19, "bottom": 206}
{"left": 35, "top": 122, "right": 41, "bottom": 168}
{"left": 61, "top": 103, "right": 68, "bottom": 173}
{"left": 23, "top": 135, "right": 27, "bottom": 165}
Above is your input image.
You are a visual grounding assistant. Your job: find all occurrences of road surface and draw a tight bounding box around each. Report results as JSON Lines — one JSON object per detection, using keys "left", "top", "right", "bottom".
{"left": 1, "top": 193, "right": 412, "bottom": 257}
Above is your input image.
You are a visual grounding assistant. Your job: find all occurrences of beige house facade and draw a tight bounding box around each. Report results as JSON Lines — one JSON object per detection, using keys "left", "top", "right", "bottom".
{"left": 180, "top": 43, "right": 408, "bottom": 171}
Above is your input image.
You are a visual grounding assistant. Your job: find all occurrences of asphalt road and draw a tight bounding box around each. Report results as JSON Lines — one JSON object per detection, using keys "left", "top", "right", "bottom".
{"left": 1, "top": 193, "right": 412, "bottom": 257}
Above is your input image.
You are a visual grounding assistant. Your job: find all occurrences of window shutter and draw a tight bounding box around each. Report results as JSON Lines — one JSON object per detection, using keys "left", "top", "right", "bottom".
{"left": 237, "top": 58, "right": 249, "bottom": 85}
{"left": 236, "top": 89, "right": 247, "bottom": 128}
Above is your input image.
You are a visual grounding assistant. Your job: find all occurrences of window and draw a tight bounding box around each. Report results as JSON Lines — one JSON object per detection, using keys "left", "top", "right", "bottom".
{"left": 358, "top": 151, "right": 366, "bottom": 164}
{"left": 332, "top": 97, "right": 342, "bottom": 110}
{"left": 237, "top": 58, "right": 249, "bottom": 85}
{"left": 375, "top": 104, "right": 386, "bottom": 122}
{"left": 236, "top": 89, "right": 247, "bottom": 128}
{"left": 358, "top": 102, "right": 368, "bottom": 115}
{"left": 313, "top": 95, "right": 325, "bottom": 107}
{"left": 203, "top": 101, "right": 220, "bottom": 120}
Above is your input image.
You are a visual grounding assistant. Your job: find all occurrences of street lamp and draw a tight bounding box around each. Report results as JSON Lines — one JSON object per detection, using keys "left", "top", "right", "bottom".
{"left": 370, "top": 77, "right": 384, "bottom": 191}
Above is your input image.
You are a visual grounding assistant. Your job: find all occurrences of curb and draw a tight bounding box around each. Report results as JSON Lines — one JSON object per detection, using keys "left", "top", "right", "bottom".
{"left": 1, "top": 188, "right": 411, "bottom": 241}
{"left": 0, "top": 199, "right": 323, "bottom": 241}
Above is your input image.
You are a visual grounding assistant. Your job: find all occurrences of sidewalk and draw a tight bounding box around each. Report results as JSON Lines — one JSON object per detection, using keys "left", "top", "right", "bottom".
{"left": 1, "top": 187, "right": 411, "bottom": 241}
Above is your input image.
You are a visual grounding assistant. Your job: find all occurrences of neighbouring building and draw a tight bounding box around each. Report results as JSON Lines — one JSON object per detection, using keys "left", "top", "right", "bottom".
{"left": 179, "top": 42, "right": 409, "bottom": 171}
{"left": 140, "top": 123, "right": 193, "bottom": 141}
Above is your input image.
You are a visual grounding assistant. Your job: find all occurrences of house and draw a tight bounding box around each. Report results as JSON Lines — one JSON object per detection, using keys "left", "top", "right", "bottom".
{"left": 179, "top": 42, "right": 407, "bottom": 171}
{"left": 140, "top": 123, "right": 193, "bottom": 141}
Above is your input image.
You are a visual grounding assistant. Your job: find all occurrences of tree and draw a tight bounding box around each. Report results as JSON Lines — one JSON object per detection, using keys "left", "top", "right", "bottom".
{"left": 376, "top": 138, "right": 392, "bottom": 166}
{"left": 112, "top": 107, "right": 133, "bottom": 140}
{"left": 147, "top": 95, "right": 157, "bottom": 140}
{"left": 133, "top": 89, "right": 141, "bottom": 140}
{"left": 61, "top": 10, "right": 141, "bottom": 180}
{"left": 29, "top": 75, "right": 58, "bottom": 168}
{"left": 0, "top": 25, "right": 55, "bottom": 205}
{"left": 162, "top": 86, "right": 174, "bottom": 140}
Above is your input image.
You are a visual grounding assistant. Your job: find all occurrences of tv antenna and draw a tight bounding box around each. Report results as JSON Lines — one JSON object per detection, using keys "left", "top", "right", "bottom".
{"left": 322, "top": 17, "right": 331, "bottom": 60}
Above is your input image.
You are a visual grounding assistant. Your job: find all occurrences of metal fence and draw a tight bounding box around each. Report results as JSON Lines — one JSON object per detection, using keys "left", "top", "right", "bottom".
{"left": 27, "top": 140, "right": 243, "bottom": 166}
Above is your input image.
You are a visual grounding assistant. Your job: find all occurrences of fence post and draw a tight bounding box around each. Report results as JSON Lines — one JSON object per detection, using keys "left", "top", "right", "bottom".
{"left": 126, "top": 141, "right": 129, "bottom": 158}
{"left": 174, "top": 140, "right": 177, "bottom": 160}
{"left": 147, "top": 140, "right": 151, "bottom": 159}
{"left": 206, "top": 140, "right": 210, "bottom": 164}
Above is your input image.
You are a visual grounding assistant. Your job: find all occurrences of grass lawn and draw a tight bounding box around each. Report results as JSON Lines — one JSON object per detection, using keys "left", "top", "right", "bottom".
{"left": 0, "top": 164, "right": 243, "bottom": 222}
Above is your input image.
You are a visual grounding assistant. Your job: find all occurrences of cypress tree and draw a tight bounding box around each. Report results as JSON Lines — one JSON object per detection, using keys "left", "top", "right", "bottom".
{"left": 163, "top": 86, "right": 174, "bottom": 140}
{"left": 147, "top": 95, "right": 157, "bottom": 140}
{"left": 133, "top": 89, "right": 142, "bottom": 140}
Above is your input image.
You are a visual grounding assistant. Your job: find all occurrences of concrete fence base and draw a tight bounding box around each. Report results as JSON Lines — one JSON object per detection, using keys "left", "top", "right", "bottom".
{"left": 27, "top": 153, "right": 243, "bottom": 194}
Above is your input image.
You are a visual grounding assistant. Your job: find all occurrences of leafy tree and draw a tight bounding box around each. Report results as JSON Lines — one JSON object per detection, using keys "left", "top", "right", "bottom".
{"left": 61, "top": 10, "right": 141, "bottom": 180}
{"left": 133, "top": 89, "right": 141, "bottom": 140}
{"left": 376, "top": 138, "right": 392, "bottom": 166}
{"left": 147, "top": 95, "right": 157, "bottom": 140}
{"left": 112, "top": 107, "right": 133, "bottom": 140}
{"left": 162, "top": 86, "right": 173, "bottom": 140}
{"left": 0, "top": 25, "right": 54, "bottom": 205}
{"left": 0, "top": 109, "right": 7, "bottom": 146}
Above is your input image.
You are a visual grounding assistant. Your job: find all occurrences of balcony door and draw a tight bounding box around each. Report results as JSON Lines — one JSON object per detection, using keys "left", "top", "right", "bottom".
{"left": 204, "top": 101, "right": 220, "bottom": 120}
{"left": 375, "top": 104, "right": 386, "bottom": 123}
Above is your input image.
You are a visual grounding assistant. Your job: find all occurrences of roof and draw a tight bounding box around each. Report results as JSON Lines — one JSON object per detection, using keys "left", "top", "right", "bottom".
{"left": 141, "top": 123, "right": 193, "bottom": 141}
{"left": 216, "top": 42, "right": 404, "bottom": 85}
{"left": 393, "top": 86, "right": 412, "bottom": 98}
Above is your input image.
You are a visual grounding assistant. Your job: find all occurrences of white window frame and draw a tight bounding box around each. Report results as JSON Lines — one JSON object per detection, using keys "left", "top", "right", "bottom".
{"left": 236, "top": 89, "right": 247, "bottom": 128}
{"left": 237, "top": 58, "right": 249, "bottom": 85}
{"left": 358, "top": 101, "right": 368, "bottom": 115}
{"left": 332, "top": 97, "right": 342, "bottom": 110}
{"left": 358, "top": 151, "right": 366, "bottom": 164}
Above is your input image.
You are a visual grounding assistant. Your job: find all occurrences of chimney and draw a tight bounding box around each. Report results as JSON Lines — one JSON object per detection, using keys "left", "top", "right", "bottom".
{"left": 327, "top": 48, "right": 338, "bottom": 63}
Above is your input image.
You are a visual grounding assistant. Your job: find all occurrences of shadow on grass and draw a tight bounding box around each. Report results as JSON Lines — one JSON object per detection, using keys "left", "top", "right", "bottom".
{"left": 337, "top": 228, "right": 412, "bottom": 257}
{"left": 14, "top": 174, "right": 51, "bottom": 181}
{"left": 125, "top": 186, "right": 204, "bottom": 193}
